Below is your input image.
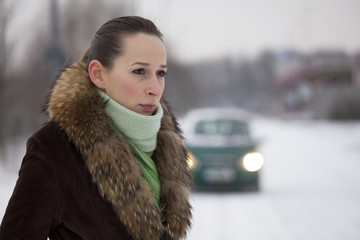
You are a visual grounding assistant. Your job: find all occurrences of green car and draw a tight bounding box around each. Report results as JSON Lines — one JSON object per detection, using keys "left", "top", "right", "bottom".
{"left": 182, "top": 108, "right": 264, "bottom": 191}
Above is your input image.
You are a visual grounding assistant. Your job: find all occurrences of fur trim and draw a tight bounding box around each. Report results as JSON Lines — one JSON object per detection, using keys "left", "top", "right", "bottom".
{"left": 47, "top": 62, "right": 192, "bottom": 240}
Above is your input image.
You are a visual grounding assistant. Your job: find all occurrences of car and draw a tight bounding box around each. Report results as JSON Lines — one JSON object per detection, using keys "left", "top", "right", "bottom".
{"left": 181, "top": 108, "right": 264, "bottom": 191}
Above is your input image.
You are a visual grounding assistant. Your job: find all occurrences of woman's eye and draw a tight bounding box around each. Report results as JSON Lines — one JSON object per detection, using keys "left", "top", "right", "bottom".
{"left": 133, "top": 69, "right": 145, "bottom": 75}
{"left": 157, "top": 70, "right": 167, "bottom": 77}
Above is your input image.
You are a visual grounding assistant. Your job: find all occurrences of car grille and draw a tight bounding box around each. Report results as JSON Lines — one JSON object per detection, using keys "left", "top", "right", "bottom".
{"left": 197, "top": 152, "right": 238, "bottom": 167}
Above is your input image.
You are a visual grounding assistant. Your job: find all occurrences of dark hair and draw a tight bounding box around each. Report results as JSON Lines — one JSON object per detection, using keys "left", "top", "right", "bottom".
{"left": 82, "top": 16, "right": 163, "bottom": 69}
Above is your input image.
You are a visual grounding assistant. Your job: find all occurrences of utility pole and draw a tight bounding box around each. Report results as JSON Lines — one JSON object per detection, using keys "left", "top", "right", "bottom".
{"left": 45, "top": 0, "right": 65, "bottom": 82}
{"left": 0, "top": 0, "right": 7, "bottom": 159}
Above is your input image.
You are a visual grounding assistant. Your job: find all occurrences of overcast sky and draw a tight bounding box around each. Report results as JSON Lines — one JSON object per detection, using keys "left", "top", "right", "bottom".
{"left": 8, "top": 0, "right": 360, "bottom": 63}
{"left": 136, "top": 0, "right": 360, "bottom": 62}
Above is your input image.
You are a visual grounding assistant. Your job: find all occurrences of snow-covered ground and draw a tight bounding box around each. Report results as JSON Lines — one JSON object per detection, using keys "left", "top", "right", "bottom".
{"left": 1, "top": 117, "right": 360, "bottom": 239}
{"left": 0, "top": 137, "right": 26, "bottom": 221}
{"left": 187, "top": 117, "right": 360, "bottom": 240}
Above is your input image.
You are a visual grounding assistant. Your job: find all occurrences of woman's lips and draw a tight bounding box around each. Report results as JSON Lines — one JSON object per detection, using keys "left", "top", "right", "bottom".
{"left": 140, "top": 104, "right": 156, "bottom": 113}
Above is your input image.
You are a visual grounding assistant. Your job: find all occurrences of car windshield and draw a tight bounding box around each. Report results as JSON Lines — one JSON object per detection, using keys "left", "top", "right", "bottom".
{"left": 195, "top": 119, "right": 249, "bottom": 136}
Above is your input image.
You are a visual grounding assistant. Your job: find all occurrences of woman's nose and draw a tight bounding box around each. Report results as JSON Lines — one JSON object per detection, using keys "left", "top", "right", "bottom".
{"left": 145, "top": 75, "right": 162, "bottom": 96}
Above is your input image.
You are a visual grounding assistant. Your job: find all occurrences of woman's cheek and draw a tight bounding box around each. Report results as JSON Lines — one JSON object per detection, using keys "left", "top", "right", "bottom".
{"left": 121, "top": 81, "right": 140, "bottom": 97}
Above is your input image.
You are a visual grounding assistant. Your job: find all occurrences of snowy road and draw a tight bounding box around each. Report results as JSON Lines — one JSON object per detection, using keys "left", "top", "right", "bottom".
{"left": 1, "top": 118, "right": 360, "bottom": 239}
{"left": 187, "top": 118, "right": 360, "bottom": 240}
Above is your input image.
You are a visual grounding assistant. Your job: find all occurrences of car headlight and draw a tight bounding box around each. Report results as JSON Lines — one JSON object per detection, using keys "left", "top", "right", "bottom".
{"left": 242, "top": 152, "right": 264, "bottom": 172}
{"left": 187, "top": 151, "right": 198, "bottom": 170}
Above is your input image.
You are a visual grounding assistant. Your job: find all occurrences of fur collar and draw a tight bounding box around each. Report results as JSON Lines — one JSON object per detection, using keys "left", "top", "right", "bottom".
{"left": 47, "top": 62, "right": 192, "bottom": 240}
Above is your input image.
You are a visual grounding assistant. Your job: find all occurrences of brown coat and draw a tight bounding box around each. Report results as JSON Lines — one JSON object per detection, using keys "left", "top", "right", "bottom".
{"left": 0, "top": 62, "right": 192, "bottom": 240}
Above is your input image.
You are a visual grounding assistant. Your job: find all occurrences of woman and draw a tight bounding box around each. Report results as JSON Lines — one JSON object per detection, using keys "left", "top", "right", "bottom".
{"left": 0, "top": 16, "right": 192, "bottom": 240}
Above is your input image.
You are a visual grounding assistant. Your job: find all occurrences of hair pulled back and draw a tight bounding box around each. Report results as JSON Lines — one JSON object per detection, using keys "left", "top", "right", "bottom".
{"left": 82, "top": 16, "right": 163, "bottom": 69}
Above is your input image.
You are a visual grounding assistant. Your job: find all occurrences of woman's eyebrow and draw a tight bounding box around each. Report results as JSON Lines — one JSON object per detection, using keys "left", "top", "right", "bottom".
{"left": 131, "top": 62, "right": 150, "bottom": 66}
{"left": 130, "top": 62, "right": 167, "bottom": 68}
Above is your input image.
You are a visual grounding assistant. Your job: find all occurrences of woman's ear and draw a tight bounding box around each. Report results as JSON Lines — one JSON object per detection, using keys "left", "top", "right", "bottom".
{"left": 88, "top": 60, "right": 106, "bottom": 89}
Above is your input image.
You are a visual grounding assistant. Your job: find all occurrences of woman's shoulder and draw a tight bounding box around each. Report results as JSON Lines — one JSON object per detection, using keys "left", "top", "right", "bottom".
{"left": 23, "top": 121, "right": 82, "bottom": 173}
{"left": 27, "top": 121, "right": 71, "bottom": 156}
{"left": 31, "top": 121, "right": 66, "bottom": 143}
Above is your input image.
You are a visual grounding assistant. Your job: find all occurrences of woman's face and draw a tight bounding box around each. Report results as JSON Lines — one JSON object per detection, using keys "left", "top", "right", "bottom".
{"left": 101, "top": 33, "right": 167, "bottom": 116}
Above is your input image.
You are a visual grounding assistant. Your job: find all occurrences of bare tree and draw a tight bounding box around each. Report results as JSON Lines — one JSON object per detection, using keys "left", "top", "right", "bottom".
{"left": 0, "top": 1, "right": 133, "bottom": 165}
{"left": 0, "top": 0, "right": 15, "bottom": 158}
{"left": 59, "top": 0, "right": 131, "bottom": 63}
{"left": 164, "top": 58, "right": 199, "bottom": 116}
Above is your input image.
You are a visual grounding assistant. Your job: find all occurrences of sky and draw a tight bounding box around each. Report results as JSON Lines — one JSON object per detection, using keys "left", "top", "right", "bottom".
{"left": 6, "top": 0, "right": 360, "bottom": 63}
{"left": 136, "top": 0, "right": 360, "bottom": 62}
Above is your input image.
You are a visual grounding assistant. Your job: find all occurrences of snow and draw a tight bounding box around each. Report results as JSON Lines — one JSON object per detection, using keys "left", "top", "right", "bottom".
{"left": 187, "top": 118, "right": 360, "bottom": 240}
{"left": 1, "top": 117, "right": 360, "bottom": 239}
{"left": 0, "top": 169, "right": 17, "bottom": 220}
{"left": 0, "top": 137, "right": 26, "bottom": 220}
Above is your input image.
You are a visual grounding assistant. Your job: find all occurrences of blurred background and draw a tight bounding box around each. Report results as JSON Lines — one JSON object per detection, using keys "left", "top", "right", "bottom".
{"left": 1, "top": 0, "right": 360, "bottom": 239}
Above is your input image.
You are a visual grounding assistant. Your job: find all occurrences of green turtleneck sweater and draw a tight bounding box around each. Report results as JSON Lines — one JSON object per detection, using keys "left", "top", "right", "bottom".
{"left": 97, "top": 89, "right": 163, "bottom": 211}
